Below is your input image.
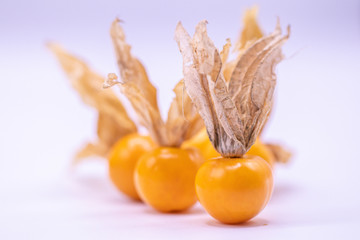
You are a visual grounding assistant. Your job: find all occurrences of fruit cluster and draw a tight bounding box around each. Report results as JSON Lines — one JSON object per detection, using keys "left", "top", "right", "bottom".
{"left": 51, "top": 7, "right": 291, "bottom": 224}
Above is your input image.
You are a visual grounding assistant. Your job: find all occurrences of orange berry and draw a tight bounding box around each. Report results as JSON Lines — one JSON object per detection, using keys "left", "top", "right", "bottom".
{"left": 196, "top": 155, "right": 273, "bottom": 224}
{"left": 108, "top": 133, "right": 156, "bottom": 200}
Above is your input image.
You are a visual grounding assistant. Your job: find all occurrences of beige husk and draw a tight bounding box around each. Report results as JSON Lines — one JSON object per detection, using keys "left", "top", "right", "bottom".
{"left": 265, "top": 143, "right": 292, "bottom": 163}
{"left": 49, "top": 44, "right": 137, "bottom": 163}
{"left": 235, "top": 6, "right": 263, "bottom": 52}
{"left": 104, "top": 19, "right": 203, "bottom": 147}
{"left": 50, "top": 7, "right": 291, "bottom": 161}
{"left": 175, "top": 19, "right": 290, "bottom": 157}
{"left": 223, "top": 6, "right": 263, "bottom": 82}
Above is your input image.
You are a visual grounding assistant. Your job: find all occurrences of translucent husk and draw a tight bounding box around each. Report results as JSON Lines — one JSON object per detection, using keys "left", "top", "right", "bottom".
{"left": 175, "top": 18, "right": 290, "bottom": 158}
{"left": 49, "top": 44, "right": 137, "bottom": 163}
{"left": 104, "top": 19, "right": 203, "bottom": 147}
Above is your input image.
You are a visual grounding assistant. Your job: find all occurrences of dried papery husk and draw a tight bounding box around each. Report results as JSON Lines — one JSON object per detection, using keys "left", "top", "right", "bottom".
{"left": 165, "top": 80, "right": 204, "bottom": 146}
{"left": 121, "top": 81, "right": 169, "bottom": 146}
{"left": 107, "top": 19, "right": 168, "bottom": 146}
{"left": 174, "top": 22, "right": 217, "bottom": 143}
{"left": 105, "top": 20, "right": 203, "bottom": 147}
{"left": 175, "top": 20, "right": 289, "bottom": 158}
{"left": 223, "top": 6, "right": 263, "bottom": 82}
{"left": 265, "top": 143, "right": 292, "bottom": 163}
{"left": 176, "top": 21, "right": 245, "bottom": 157}
{"left": 220, "top": 39, "right": 231, "bottom": 64}
{"left": 110, "top": 18, "right": 159, "bottom": 112}
{"left": 235, "top": 6, "right": 263, "bottom": 52}
{"left": 49, "top": 44, "right": 137, "bottom": 161}
{"left": 74, "top": 111, "right": 126, "bottom": 163}
{"left": 230, "top": 23, "right": 289, "bottom": 149}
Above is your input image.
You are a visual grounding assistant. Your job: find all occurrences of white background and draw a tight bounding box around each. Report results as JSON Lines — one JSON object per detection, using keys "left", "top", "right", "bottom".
{"left": 1, "top": 0, "right": 360, "bottom": 239}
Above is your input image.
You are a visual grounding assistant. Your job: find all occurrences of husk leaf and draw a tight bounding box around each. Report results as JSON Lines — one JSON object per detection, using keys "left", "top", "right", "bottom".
{"left": 235, "top": 6, "right": 263, "bottom": 51}
{"left": 105, "top": 20, "right": 203, "bottom": 147}
{"left": 265, "top": 143, "right": 292, "bottom": 163}
{"left": 49, "top": 44, "right": 136, "bottom": 162}
{"left": 165, "top": 80, "right": 204, "bottom": 146}
{"left": 223, "top": 6, "right": 264, "bottom": 82}
{"left": 110, "top": 18, "right": 159, "bottom": 113}
{"left": 175, "top": 20, "right": 289, "bottom": 157}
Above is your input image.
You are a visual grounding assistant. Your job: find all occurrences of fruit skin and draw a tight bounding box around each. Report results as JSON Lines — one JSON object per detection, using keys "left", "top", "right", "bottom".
{"left": 108, "top": 133, "right": 156, "bottom": 200}
{"left": 134, "top": 147, "right": 202, "bottom": 212}
{"left": 182, "top": 146, "right": 206, "bottom": 168}
{"left": 195, "top": 155, "right": 273, "bottom": 224}
{"left": 183, "top": 128, "right": 275, "bottom": 166}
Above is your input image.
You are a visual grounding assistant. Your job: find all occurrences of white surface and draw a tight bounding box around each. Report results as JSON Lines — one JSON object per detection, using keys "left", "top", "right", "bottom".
{"left": 1, "top": 0, "right": 360, "bottom": 239}
{"left": 0, "top": 164, "right": 358, "bottom": 240}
